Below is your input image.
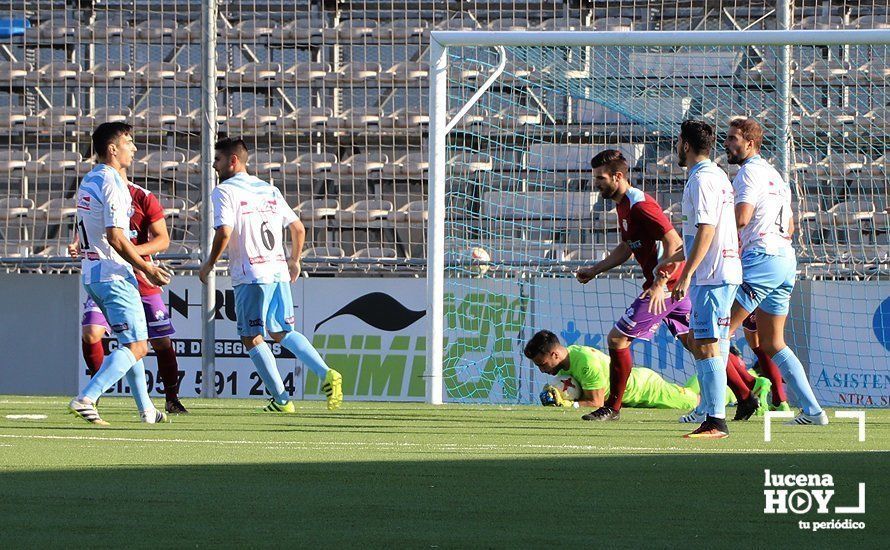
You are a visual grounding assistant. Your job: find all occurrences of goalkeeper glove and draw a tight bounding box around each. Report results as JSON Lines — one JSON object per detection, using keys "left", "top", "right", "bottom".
{"left": 539, "top": 384, "right": 575, "bottom": 408}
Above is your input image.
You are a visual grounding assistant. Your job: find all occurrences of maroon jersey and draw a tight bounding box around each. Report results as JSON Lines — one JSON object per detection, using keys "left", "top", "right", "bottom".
{"left": 616, "top": 187, "right": 684, "bottom": 290}
{"left": 127, "top": 184, "right": 166, "bottom": 296}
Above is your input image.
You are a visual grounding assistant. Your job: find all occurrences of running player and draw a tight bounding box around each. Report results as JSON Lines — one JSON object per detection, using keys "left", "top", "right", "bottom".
{"left": 525, "top": 330, "right": 700, "bottom": 411}
{"left": 662, "top": 120, "right": 742, "bottom": 439}
{"left": 68, "top": 122, "right": 172, "bottom": 425}
{"left": 199, "top": 137, "right": 342, "bottom": 412}
{"left": 723, "top": 117, "right": 826, "bottom": 425}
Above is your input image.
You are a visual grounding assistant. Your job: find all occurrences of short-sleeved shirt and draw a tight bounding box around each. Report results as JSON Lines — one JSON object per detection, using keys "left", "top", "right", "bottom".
{"left": 564, "top": 345, "right": 648, "bottom": 404}
{"left": 681, "top": 160, "right": 743, "bottom": 286}
{"left": 127, "top": 184, "right": 166, "bottom": 296}
{"left": 616, "top": 187, "right": 684, "bottom": 290}
{"left": 733, "top": 155, "right": 794, "bottom": 256}
{"left": 76, "top": 164, "right": 135, "bottom": 285}
{"left": 211, "top": 172, "right": 298, "bottom": 287}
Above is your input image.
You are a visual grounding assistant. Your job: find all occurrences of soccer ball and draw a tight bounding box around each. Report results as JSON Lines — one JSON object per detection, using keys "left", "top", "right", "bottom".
{"left": 465, "top": 246, "right": 491, "bottom": 277}
{"left": 549, "top": 375, "right": 581, "bottom": 401}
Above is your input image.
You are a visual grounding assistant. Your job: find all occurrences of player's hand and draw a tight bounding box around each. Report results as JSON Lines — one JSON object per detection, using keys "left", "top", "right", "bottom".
{"left": 145, "top": 264, "right": 172, "bottom": 287}
{"left": 287, "top": 257, "right": 301, "bottom": 282}
{"left": 575, "top": 267, "right": 596, "bottom": 284}
{"left": 198, "top": 262, "right": 213, "bottom": 284}
{"left": 671, "top": 273, "right": 690, "bottom": 302}
{"left": 642, "top": 284, "right": 667, "bottom": 315}
{"left": 655, "top": 260, "right": 677, "bottom": 280}
{"left": 67, "top": 242, "right": 80, "bottom": 259}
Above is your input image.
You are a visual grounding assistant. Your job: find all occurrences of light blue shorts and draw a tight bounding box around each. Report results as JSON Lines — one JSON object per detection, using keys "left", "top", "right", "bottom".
{"left": 689, "top": 283, "right": 738, "bottom": 341}
{"left": 84, "top": 277, "right": 148, "bottom": 344}
{"left": 735, "top": 249, "right": 796, "bottom": 316}
{"left": 234, "top": 282, "right": 296, "bottom": 337}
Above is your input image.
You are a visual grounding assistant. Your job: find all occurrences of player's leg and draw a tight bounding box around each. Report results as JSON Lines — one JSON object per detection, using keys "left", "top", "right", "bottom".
{"left": 625, "top": 368, "right": 699, "bottom": 410}
{"left": 683, "top": 284, "right": 737, "bottom": 438}
{"left": 141, "top": 292, "right": 186, "bottom": 413}
{"left": 81, "top": 297, "right": 110, "bottom": 375}
{"left": 267, "top": 282, "right": 342, "bottom": 410}
{"left": 720, "top": 290, "right": 762, "bottom": 420}
{"left": 235, "top": 283, "right": 293, "bottom": 412}
{"left": 745, "top": 316, "right": 789, "bottom": 410}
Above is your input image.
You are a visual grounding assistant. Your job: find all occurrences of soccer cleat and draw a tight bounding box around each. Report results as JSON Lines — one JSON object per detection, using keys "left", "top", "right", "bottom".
{"left": 679, "top": 409, "right": 706, "bottom": 424}
{"left": 140, "top": 409, "right": 169, "bottom": 424}
{"left": 262, "top": 398, "right": 296, "bottom": 413}
{"left": 68, "top": 398, "right": 109, "bottom": 426}
{"left": 770, "top": 401, "right": 791, "bottom": 412}
{"left": 752, "top": 377, "right": 772, "bottom": 416}
{"left": 732, "top": 396, "right": 760, "bottom": 421}
{"left": 165, "top": 398, "right": 189, "bottom": 415}
{"left": 581, "top": 406, "right": 620, "bottom": 421}
{"left": 684, "top": 416, "right": 729, "bottom": 439}
{"left": 322, "top": 369, "right": 343, "bottom": 410}
{"left": 785, "top": 411, "right": 829, "bottom": 426}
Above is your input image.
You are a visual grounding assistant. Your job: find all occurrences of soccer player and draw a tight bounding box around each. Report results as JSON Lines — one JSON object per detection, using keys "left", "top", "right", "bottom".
{"left": 574, "top": 149, "right": 693, "bottom": 421}
{"left": 69, "top": 169, "right": 188, "bottom": 414}
{"left": 660, "top": 120, "right": 742, "bottom": 439}
{"left": 740, "top": 313, "right": 790, "bottom": 411}
{"left": 199, "top": 137, "right": 343, "bottom": 412}
{"left": 68, "top": 122, "right": 172, "bottom": 425}
{"left": 723, "top": 118, "right": 826, "bottom": 425}
{"left": 524, "top": 330, "right": 700, "bottom": 411}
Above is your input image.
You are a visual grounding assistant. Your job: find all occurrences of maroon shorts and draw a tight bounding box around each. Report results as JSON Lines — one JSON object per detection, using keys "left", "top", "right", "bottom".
{"left": 614, "top": 293, "right": 691, "bottom": 341}
{"left": 82, "top": 293, "right": 175, "bottom": 340}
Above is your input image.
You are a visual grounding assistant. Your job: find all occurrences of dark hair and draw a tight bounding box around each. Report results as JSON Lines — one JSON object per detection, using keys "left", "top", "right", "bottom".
{"left": 92, "top": 122, "right": 132, "bottom": 158}
{"left": 679, "top": 119, "right": 715, "bottom": 155}
{"left": 729, "top": 117, "right": 764, "bottom": 151}
{"left": 523, "top": 330, "right": 561, "bottom": 359}
{"left": 590, "top": 149, "right": 629, "bottom": 176}
{"left": 214, "top": 136, "right": 249, "bottom": 163}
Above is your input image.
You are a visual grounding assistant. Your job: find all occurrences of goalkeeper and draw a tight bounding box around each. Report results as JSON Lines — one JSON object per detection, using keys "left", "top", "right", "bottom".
{"left": 525, "top": 330, "right": 699, "bottom": 411}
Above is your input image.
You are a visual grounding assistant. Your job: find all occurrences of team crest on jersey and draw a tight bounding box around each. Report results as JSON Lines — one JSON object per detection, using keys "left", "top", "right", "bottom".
{"left": 77, "top": 195, "right": 91, "bottom": 210}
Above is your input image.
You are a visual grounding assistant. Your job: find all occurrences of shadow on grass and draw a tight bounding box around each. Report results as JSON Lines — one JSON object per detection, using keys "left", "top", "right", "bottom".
{"left": 1, "top": 452, "right": 887, "bottom": 547}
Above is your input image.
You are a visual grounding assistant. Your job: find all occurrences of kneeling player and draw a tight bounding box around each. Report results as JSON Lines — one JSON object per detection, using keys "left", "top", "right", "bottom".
{"left": 525, "top": 330, "right": 699, "bottom": 412}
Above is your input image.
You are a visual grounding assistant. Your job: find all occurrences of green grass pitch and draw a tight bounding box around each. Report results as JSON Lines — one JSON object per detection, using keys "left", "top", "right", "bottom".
{"left": 1, "top": 396, "right": 887, "bottom": 547}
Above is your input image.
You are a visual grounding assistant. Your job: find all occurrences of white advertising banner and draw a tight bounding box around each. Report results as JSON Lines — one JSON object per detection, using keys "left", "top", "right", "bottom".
{"left": 808, "top": 281, "right": 890, "bottom": 408}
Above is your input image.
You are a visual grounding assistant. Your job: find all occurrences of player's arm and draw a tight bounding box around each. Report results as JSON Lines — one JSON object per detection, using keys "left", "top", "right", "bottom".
{"left": 576, "top": 388, "right": 605, "bottom": 408}
{"left": 576, "top": 241, "right": 632, "bottom": 284}
{"left": 106, "top": 227, "right": 170, "bottom": 286}
{"left": 285, "top": 218, "right": 306, "bottom": 282}
{"left": 133, "top": 218, "right": 170, "bottom": 256}
{"left": 68, "top": 231, "right": 80, "bottom": 258}
{"left": 735, "top": 202, "right": 754, "bottom": 230}
{"left": 644, "top": 228, "right": 684, "bottom": 314}
{"left": 671, "top": 224, "right": 715, "bottom": 301}
{"left": 199, "top": 225, "right": 232, "bottom": 284}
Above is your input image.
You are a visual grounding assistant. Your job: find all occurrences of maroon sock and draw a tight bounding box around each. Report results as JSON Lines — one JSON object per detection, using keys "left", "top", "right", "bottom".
{"left": 753, "top": 347, "right": 787, "bottom": 405}
{"left": 155, "top": 346, "right": 180, "bottom": 399}
{"left": 725, "top": 357, "right": 752, "bottom": 401}
{"left": 82, "top": 340, "right": 105, "bottom": 376}
{"left": 729, "top": 353, "right": 756, "bottom": 389}
{"left": 604, "top": 348, "right": 633, "bottom": 411}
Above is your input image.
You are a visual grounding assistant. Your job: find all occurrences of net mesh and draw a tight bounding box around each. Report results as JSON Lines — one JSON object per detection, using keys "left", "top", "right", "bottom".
{"left": 440, "top": 38, "right": 889, "bottom": 404}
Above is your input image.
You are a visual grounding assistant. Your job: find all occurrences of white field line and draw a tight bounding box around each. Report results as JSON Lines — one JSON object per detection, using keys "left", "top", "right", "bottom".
{"left": 0, "top": 433, "right": 881, "bottom": 455}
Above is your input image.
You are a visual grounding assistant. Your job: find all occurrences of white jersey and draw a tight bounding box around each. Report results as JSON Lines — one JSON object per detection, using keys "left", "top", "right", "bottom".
{"left": 76, "top": 164, "right": 135, "bottom": 285}
{"left": 682, "top": 159, "right": 743, "bottom": 286}
{"left": 212, "top": 172, "right": 298, "bottom": 286}
{"left": 733, "top": 155, "right": 794, "bottom": 256}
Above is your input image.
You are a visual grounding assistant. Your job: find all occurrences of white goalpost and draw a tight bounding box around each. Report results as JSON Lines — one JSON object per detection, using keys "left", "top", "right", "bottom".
{"left": 425, "top": 29, "right": 890, "bottom": 405}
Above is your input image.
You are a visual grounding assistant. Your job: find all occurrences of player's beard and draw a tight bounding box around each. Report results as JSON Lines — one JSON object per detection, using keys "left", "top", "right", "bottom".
{"left": 677, "top": 147, "right": 687, "bottom": 167}
{"left": 725, "top": 148, "right": 743, "bottom": 165}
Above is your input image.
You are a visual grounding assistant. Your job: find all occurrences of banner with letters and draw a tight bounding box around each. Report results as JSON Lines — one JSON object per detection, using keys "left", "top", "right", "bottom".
{"left": 808, "top": 281, "right": 890, "bottom": 408}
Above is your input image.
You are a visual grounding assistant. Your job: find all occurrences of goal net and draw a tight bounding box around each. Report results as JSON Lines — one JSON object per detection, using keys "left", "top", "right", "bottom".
{"left": 426, "top": 30, "right": 890, "bottom": 406}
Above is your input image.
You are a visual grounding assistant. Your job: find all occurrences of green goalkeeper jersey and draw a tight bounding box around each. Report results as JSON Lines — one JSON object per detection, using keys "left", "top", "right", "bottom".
{"left": 565, "top": 345, "right": 660, "bottom": 405}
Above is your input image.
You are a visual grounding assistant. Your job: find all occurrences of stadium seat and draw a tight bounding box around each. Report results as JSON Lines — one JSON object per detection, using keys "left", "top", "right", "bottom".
{"left": 449, "top": 153, "right": 493, "bottom": 174}
{"left": 378, "top": 62, "right": 429, "bottom": 85}
{"left": 302, "top": 246, "right": 346, "bottom": 259}
{"left": 26, "top": 62, "right": 81, "bottom": 84}
{"left": 25, "top": 107, "right": 81, "bottom": 132}
{"left": 0, "top": 61, "right": 32, "bottom": 82}
{"left": 282, "top": 152, "right": 337, "bottom": 176}
{"left": 134, "top": 106, "right": 180, "bottom": 131}
{"left": 341, "top": 153, "right": 389, "bottom": 176}
{"left": 536, "top": 18, "right": 594, "bottom": 31}
{"left": 134, "top": 150, "right": 186, "bottom": 178}
{"left": 379, "top": 107, "right": 428, "bottom": 130}
{"left": 173, "top": 20, "right": 225, "bottom": 42}
{"left": 864, "top": 155, "right": 888, "bottom": 177}
{"left": 223, "top": 19, "right": 276, "bottom": 40}
{"left": 496, "top": 105, "right": 542, "bottom": 129}
{"left": 328, "top": 107, "right": 381, "bottom": 130}
{"left": 0, "top": 197, "right": 35, "bottom": 219}
{"left": 25, "top": 19, "right": 73, "bottom": 41}
{"left": 434, "top": 16, "right": 480, "bottom": 31}
{"left": 275, "top": 107, "right": 332, "bottom": 131}
{"left": 24, "top": 150, "right": 88, "bottom": 177}
{"left": 811, "top": 154, "right": 869, "bottom": 176}
{"left": 818, "top": 200, "right": 876, "bottom": 226}
{"left": 76, "top": 17, "right": 131, "bottom": 40}
{"left": 154, "top": 193, "right": 188, "bottom": 218}
{"left": 324, "top": 62, "right": 381, "bottom": 83}
{"left": 323, "top": 19, "right": 377, "bottom": 42}
{"left": 563, "top": 246, "right": 607, "bottom": 262}
{"left": 853, "top": 15, "right": 890, "bottom": 29}
{"left": 793, "top": 15, "right": 850, "bottom": 30}
{"left": 88, "top": 107, "right": 133, "bottom": 124}
{"left": 34, "top": 198, "right": 77, "bottom": 222}
{"left": 134, "top": 19, "right": 174, "bottom": 41}
{"left": 137, "top": 62, "right": 180, "bottom": 85}
{"left": 249, "top": 151, "right": 287, "bottom": 174}
{"left": 296, "top": 198, "right": 340, "bottom": 221}
{"left": 228, "top": 62, "right": 282, "bottom": 86}
{"left": 803, "top": 58, "right": 852, "bottom": 80}
{"left": 270, "top": 18, "right": 323, "bottom": 41}
{"left": 378, "top": 18, "right": 429, "bottom": 40}
{"left": 283, "top": 61, "right": 329, "bottom": 82}
{"left": 645, "top": 154, "right": 686, "bottom": 178}
{"left": 336, "top": 200, "right": 394, "bottom": 224}
{"left": 82, "top": 62, "right": 133, "bottom": 84}
{"left": 226, "top": 106, "right": 282, "bottom": 133}
{"left": 486, "top": 18, "right": 531, "bottom": 31}
{"left": 0, "top": 150, "right": 30, "bottom": 172}
{"left": 382, "top": 153, "right": 428, "bottom": 179}
{"left": 351, "top": 247, "right": 398, "bottom": 261}
{"left": 387, "top": 200, "right": 428, "bottom": 224}
{"left": 593, "top": 17, "right": 635, "bottom": 31}
{"left": 796, "top": 107, "right": 857, "bottom": 131}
